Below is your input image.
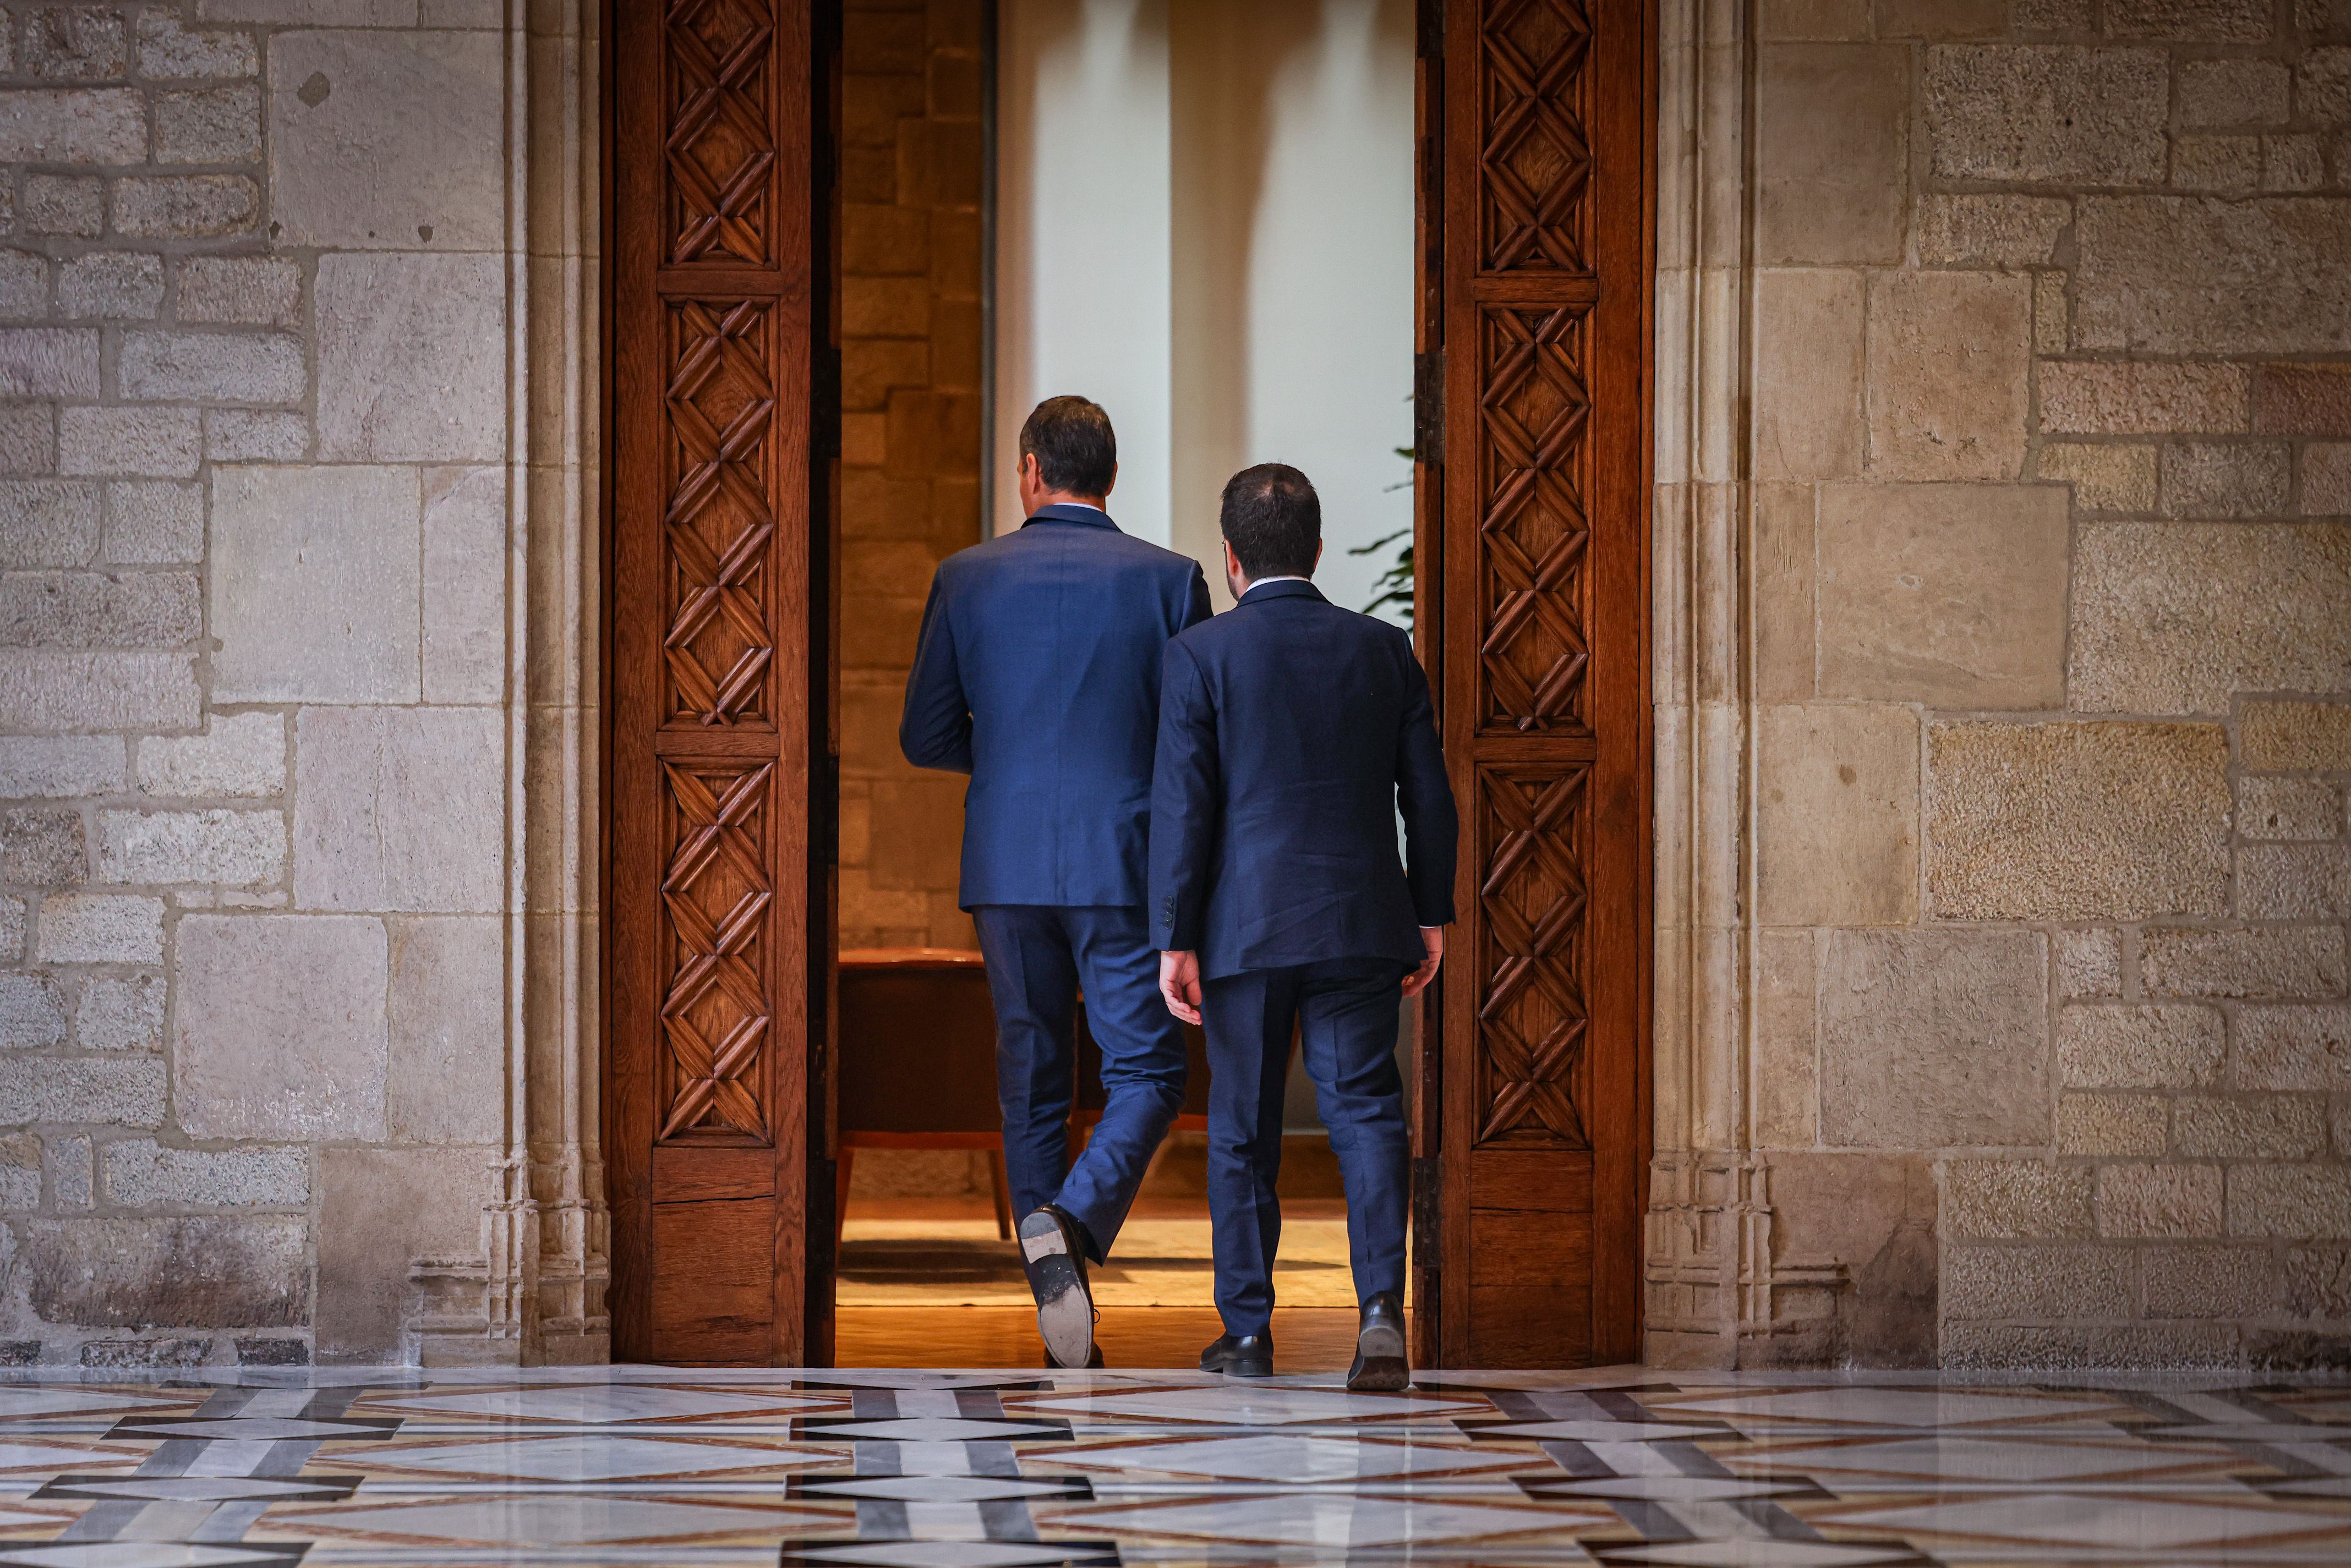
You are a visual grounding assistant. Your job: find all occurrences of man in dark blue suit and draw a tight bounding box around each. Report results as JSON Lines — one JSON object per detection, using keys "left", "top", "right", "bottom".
{"left": 1149, "top": 463, "right": 1457, "bottom": 1390}
{"left": 900, "top": 396, "right": 1210, "bottom": 1368}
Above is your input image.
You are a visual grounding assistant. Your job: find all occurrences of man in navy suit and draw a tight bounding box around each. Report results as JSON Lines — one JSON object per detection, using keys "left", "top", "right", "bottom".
{"left": 1149, "top": 463, "right": 1457, "bottom": 1390}
{"left": 900, "top": 396, "right": 1210, "bottom": 1368}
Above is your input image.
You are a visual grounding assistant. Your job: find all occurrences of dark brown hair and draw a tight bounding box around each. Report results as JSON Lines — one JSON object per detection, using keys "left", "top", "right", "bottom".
{"left": 1018, "top": 396, "right": 1117, "bottom": 497}
{"left": 1220, "top": 463, "right": 1321, "bottom": 578}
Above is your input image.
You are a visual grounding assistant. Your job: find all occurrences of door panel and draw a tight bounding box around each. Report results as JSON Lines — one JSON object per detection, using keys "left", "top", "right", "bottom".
{"left": 1431, "top": 0, "right": 1649, "bottom": 1368}
{"left": 651, "top": 1197, "right": 779, "bottom": 1362}
{"left": 610, "top": 0, "right": 819, "bottom": 1366}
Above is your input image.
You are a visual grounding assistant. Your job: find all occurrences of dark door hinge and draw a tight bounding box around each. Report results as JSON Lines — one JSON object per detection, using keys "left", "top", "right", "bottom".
{"left": 814, "top": 346, "right": 842, "bottom": 460}
{"left": 1411, "top": 1156, "right": 1442, "bottom": 1268}
{"left": 1414, "top": 351, "right": 1443, "bottom": 466}
{"left": 818, "top": 751, "right": 841, "bottom": 867}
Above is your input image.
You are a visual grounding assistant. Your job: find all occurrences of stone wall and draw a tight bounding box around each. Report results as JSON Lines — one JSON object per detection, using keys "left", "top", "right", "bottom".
{"left": 836, "top": 0, "right": 984, "bottom": 953}
{"left": 0, "top": 1, "right": 595, "bottom": 1367}
{"left": 7, "top": 0, "right": 2340, "bottom": 1371}
{"left": 1654, "top": 0, "right": 2351, "bottom": 1369}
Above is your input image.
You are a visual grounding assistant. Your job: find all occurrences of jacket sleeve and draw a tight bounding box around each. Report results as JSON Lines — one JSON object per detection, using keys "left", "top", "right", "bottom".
{"left": 1147, "top": 639, "right": 1220, "bottom": 951}
{"left": 1396, "top": 643, "right": 1458, "bottom": 927}
{"left": 898, "top": 571, "right": 973, "bottom": 774}
{"left": 1180, "top": 562, "right": 1212, "bottom": 631}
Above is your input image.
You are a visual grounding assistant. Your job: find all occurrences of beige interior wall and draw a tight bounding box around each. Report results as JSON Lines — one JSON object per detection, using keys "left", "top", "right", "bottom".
{"left": 994, "top": 0, "right": 1416, "bottom": 610}
{"left": 991, "top": 0, "right": 1174, "bottom": 542}
{"left": 1168, "top": 0, "right": 1417, "bottom": 617}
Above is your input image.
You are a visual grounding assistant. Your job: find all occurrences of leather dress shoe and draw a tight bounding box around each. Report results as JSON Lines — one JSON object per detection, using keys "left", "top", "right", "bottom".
{"left": 1017, "top": 1206, "right": 1097, "bottom": 1370}
{"left": 1199, "top": 1332, "right": 1274, "bottom": 1378}
{"left": 1346, "top": 1291, "right": 1410, "bottom": 1391}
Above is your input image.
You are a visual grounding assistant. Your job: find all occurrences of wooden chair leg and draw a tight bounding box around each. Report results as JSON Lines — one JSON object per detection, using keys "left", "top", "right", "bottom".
{"left": 986, "top": 1146, "right": 1015, "bottom": 1241}
{"left": 834, "top": 1145, "right": 855, "bottom": 1239}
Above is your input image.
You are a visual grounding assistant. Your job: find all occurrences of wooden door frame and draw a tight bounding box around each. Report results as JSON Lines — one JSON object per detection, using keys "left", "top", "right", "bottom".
{"left": 600, "top": 0, "right": 1652, "bottom": 1369}
{"left": 600, "top": 0, "right": 837, "bottom": 1367}
{"left": 1409, "top": 0, "right": 1655, "bottom": 1368}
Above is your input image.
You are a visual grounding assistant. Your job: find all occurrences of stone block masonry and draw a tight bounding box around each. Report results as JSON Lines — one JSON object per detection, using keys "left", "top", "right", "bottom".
{"left": 836, "top": 0, "right": 986, "bottom": 953}
{"left": 6, "top": 0, "right": 2341, "bottom": 1370}
{"left": 1714, "top": 0, "right": 2351, "bottom": 1371}
{"left": 0, "top": 1, "right": 526, "bottom": 1367}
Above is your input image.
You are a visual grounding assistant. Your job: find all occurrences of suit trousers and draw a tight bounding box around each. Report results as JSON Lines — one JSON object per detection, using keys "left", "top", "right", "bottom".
{"left": 1200, "top": 958, "right": 1411, "bottom": 1335}
{"left": 971, "top": 904, "right": 1188, "bottom": 1263}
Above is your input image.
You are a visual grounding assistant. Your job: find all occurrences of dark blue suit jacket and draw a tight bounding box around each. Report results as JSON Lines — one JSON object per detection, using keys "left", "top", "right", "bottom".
{"left": 1147, "top": 579, "right": 1457, "bottom": 979}
{"left": 900, "top": 503, "right": 1211, "bottom": 908}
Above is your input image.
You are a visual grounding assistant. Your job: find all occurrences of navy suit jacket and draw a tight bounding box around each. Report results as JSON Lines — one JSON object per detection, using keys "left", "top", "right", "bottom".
{"left": 900, "top": 503, "right": 1212, "bottom": 908}
{"left": 1148, "top": 579, "right": 1457, "bottom": 979}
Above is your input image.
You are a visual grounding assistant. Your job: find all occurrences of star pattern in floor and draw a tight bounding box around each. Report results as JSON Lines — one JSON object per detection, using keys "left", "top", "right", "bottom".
{"left": 0, "top": 1366, "right": 2345, "bottom": 1566}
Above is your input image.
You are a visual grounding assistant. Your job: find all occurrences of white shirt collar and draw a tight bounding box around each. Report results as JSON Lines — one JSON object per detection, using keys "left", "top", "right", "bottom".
{"left": 1240, "top": 575, "right": 1311, "bottom": 594}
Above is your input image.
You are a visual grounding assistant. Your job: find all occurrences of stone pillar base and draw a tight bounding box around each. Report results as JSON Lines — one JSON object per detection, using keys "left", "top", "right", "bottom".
{"left": 400, "top": 1180, "right": 612, "bottom": 1368}
{"left": 1647, "top": 1149, "right": 1944, "bottom": 1369}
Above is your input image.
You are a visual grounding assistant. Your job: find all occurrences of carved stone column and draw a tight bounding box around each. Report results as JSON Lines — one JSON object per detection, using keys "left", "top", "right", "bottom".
{"left": 407, "top": 0, "right": 611, "bottom": 1368}
{"left": 1647, "top": 0, "right": 1863, "bottom": 1369}
{"left": 1646, "top": 0, "right": 1764, "bottom": 1369}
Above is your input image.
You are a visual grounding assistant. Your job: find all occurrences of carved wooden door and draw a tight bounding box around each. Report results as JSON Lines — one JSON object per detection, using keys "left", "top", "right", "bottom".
{"left": 1420, "top": 0, "right": 1649, "bottom": 1367}
{"left": 609, "top": 0, "right": 828, "bottom": 1364}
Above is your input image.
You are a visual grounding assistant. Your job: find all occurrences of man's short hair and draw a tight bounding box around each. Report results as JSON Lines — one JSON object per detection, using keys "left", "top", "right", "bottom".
{"left": 1019, "top": 396, "right": 1117, "bottom": 497}
{"left": 1220, "top": 463, "right": 1321, "bottom": 579}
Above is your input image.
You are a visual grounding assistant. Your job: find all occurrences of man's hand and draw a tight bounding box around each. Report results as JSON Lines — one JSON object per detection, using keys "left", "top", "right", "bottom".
{"left": 1402, "top": 926, "right": 1445, "bottom": 997}
{"left": 1159, "top": 950, "right": 1203, "bottom": 1025}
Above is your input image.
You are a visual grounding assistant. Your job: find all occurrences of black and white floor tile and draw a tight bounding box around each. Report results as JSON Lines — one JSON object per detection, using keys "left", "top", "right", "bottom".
{"left": 0, "top": 1365, "right": 2344, "bottom": 1566}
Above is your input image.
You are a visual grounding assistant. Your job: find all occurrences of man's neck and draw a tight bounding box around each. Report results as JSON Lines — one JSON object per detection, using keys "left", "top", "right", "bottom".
{"left": 1035, "top": 493, "right": 1107, "bottom": 513}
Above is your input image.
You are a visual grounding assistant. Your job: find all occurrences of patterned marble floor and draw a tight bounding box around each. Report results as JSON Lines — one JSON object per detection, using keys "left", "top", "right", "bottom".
{"left": 0, "top": 1365, "right": 2346, "bottom": 1567}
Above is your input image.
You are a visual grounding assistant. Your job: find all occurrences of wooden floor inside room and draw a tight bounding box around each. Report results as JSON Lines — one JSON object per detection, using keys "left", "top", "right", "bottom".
{"left": 835, "top": 1307, "right": 1363, "bottom": 1372}
{"left": 837, "top": 1196, "right": 1355, "bottom": 1308}
{"left": 832, "top": 1140, "right": 1368, "bottom": 1371}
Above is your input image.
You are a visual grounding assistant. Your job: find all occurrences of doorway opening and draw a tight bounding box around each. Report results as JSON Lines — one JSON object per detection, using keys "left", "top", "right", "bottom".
{"left": 826, "top": 0, "right": 1419, "bottom": 1372}
{"left": 603, "top": 0, "right": 1649, "bottom": 1370}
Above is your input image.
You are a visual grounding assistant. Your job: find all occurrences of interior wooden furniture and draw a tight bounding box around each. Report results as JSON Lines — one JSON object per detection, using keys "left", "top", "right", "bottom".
{"left": 833, "top": 946, "right": 1217, "bottom": 1241}
{"left": 834, "top": 949, "right": 1014, "bottom": 1239}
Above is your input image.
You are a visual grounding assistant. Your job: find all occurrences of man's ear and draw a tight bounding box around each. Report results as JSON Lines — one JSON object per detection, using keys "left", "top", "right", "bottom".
{"left": 1102, "top": 461, "right": 1118, "bottom": 498}
{"left": 1314, "top": 539, "right": 1324, "bottom": 572}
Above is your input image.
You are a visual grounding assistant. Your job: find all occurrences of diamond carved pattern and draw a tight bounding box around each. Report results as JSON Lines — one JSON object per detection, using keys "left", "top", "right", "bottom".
{"left": 1481, "top": 0, "right": 1593, "bottom": 272}
{"left": 1475, "top": 768, "right": 1589, "bottom": 1148}
{"left": 665, "top": 299, "right": 777, "bottom": 726}
{"left": 665, "top": 0, "right": 777, "bottom": 264}
{"left": 1480, "top": 305, "right": 1591, "bottom": 734}
{"left": 659, "top": 762, "right": 774, "bottom": 1143}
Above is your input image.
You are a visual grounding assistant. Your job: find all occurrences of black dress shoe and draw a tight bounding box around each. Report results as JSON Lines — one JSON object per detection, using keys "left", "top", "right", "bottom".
{"left": 1346, "top": 1291, "right": 1409, "bottom": 1391}
{"left": 1199, "top": 1333, "right": 1274, "bottom": 1378}
{"left": 1017, "top": 1206, "right": 1096, "bottom": 1369}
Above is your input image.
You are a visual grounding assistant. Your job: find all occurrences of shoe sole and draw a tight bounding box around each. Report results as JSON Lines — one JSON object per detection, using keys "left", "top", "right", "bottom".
{"left": 1347, "top": 1319, "right": 1409, "bottom": 1391}
{"left": 1204, "top": 1357, "right": 1274, "bottom": 1378}
{"left": 1018, "top": 1211, "right": 1095, "bottom": 1369}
